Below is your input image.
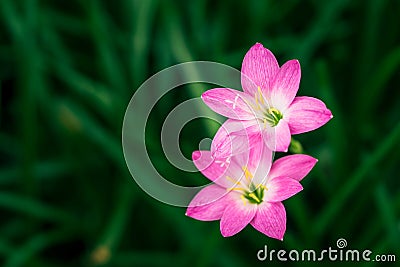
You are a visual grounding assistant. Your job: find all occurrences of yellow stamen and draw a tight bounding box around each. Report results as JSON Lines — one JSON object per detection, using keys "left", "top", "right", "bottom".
{"left": 255, "top": 92, "right": 259, "bottom": 106}
{"left": 263, "top": 118, "right": 267, "bottom": 128}
{"left": 268, "top": 107, "right": 280, "bottom": 115}
{"left": 242, "top": 166, "right": 253, "bottom": 181}
{"left": 257, "top": 87, "right": 265, "bottom": 104}
{"left": 260, "top": 185, "right": 267, "bottom": 191}
{"left": 240, "top": 195, "right": 247, "bottom": 205}
{"left": 242, "top": 96, "right": 258, "bottom": 112}
{"left": 226, "top": 175, "right": 248, "bottom": 189}
{"left": 230, "top": 187, "right": 244, "bottom": 192}
{"left": 225, "top": 176, "right": 237, "bottom": 184}
{"left": 248, "top": 193, "right": 261, "bottom": 203}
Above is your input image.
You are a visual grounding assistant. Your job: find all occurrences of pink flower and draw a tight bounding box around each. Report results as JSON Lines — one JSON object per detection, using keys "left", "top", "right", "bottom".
{"left": 186, "top": 143, "right": 317, "bottom": 239}
{"left": 202, "top": 43, "right": 333, "bottom": 152}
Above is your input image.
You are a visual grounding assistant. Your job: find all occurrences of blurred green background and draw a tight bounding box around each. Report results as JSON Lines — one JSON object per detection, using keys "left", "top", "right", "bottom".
{"left": 1, "top": 0, "right": 399, "bottom": 266}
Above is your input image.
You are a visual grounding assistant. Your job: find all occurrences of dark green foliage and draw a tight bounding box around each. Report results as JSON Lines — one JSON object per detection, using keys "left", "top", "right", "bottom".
{"left": 0, "top": 0, "right": 399, "bottom": 266}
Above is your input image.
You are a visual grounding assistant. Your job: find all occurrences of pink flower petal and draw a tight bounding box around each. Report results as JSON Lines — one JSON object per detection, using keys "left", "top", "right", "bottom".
{"left": 262, "top": 125, "right": 276, "bottom": 152}
{"left": 192, "top": 150, "right": 224, "bottom": 181}
{"left": 286, "top": 96, "right": 333, "bottom": 134}
{"left": 186, "top": 184, "right": 230, "bottom": 221}
{"left": 209, "top": 135, "right": 270, "bottom": 191}
{"left": 270, "top": 60, "right": 301, "bottom": 111}
{"left": 193, "top": 125, "right": 266, "bottom": 189}
{"left": 211, "top": 119, "right": 261, "bottom": 158}
{"left": 212, "top": 119, "right": 251, "bottom": 152}
{"left": 263, "top": 120, "right": 291, "bottom": 152}
{"left": 268, "top": 154, "right": 318, "bottom": 181}
{"left": 220, "top": 196, "right": 257, "bottom": 237}
{"left": 233, "top": 141, "right": 273, "bottom": 186}
{"left": 250, "top": 202, "right": 286, "bottom": 240}
{"left": 264, "top": 176, "right": 303, "bottom": 202}
{"left": 241, "top": 43, "right": 279, "bottom": 95}
{"left": 274, "top": 121, "right": 291, "bottom": 152}
{"left": 202, "top": 88, "right": 256, "bottom": 120}
{"left": 192, "top": 150, "right": 240, "bottom": 188}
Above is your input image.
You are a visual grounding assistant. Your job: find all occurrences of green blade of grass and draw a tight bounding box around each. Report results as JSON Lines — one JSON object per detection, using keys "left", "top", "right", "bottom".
{"left": 90, "top": 183, "right": 134, "bottom": 265}
{"left": 84, "top": 0, "right": 126, "bottom": 94}
{"left": 0, "top": 160, "right": 72, "bottom": 185}
{"left": 374, "top": 183, "right": 400, "bottom": 249}
{"left": 126, "top": 0, "right": 158, "bottom": 89}
{"left": 4, "top": 229, "right": 73, "bottom": 267}
{"left": 162, "top": 1, "right": 222, "bottom": 136}
{"left": 1, "top": 0, "right": 41, "bottom": 196}
{"left": 56, "top": 99, "right": 124, "bottom": 166}
{"left": 112, "top": 251, "right": 179, "bottom": 267}
{"left": 314, "top": 121, "right": 400, "bottom": 237}
{"left": 357, "top": 47, "right": 400, "bottom": 122}
{"left": 354, "top": 0, "right": 386, "bottom": 96}
{"left": 0, "top": 192, "right": 77, "bottom": 224}
{"left": 315, "top": 60, "right": 348, "bottom": 181}
{"left": 296, "top": 0, "right": 348, "bottom": 63}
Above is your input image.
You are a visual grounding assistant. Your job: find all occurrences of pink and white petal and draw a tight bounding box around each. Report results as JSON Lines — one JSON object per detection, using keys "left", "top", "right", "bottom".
{"left": 252, "top": 146, "right": 273, "bottom": 185}
{"left": 220, "top": 196, "right": 257, "bottom": 237}
{"left": 263, "top": 120, "right": 291, "bottom": 152}
{"left": 211, "top": 119, "right": 250, "bottom": 154}
{"left": 268, "top": 154, "right": 318, "bottom": 181}
{"left": 226, "top": 137, "right": 271, "bottom": 187}
{"left": 211, "top": 119, "right": 261, "bottom": 158}
{"left": 251, "top": 202, "right": 286, "bottom": 240}
{"left": 220, "top": 134, "right": 261, "bottom": 159}
{"left": 202, "top": 88, "right": 256, "bottom": 120}
{"left": 230, "top": 133, "right": 263, "bottom": 169}
{"left": 212, "top": 119, "right": 249, "bottom": 148}
{"left": 286, "top": 96, "right": 333, "bottom": 134}
{"left": 262, "top": 125, "right": 277, "bottom": 152}
{"left": 192, "top": 150, "right": 225, "bottom": 182}
{"left": 235, "top": 141, "right": 273, "bottom": 186}
{"left": 214, "top": 135, "right": 267, "bottom": 190}
{"left": 264, "top": 176, "right": 303, "bottom": 202}
{"left": 186, "top": 184, "right": 230, "bottom": 221}
{"left": 210, "top": 141, "right": 267, "bottom": 192}
{"left": 270, "top": 60, "right": 301, "bottom": 111}
{"left": 275, "top": 120, "right": 291, "bottom": 152}
{"left": 192, "top": 150, "right": 240, "bottom": 188}
{"left": 227, "top": 119, "right": 264, "bottom": 140}
{"left": 241, "top": 43, "right": 279, "bottom": 95}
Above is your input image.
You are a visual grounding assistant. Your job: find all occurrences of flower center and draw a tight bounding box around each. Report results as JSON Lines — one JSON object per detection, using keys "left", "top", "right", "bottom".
{"left": 243, "top": 183, "right": 266, "bottom": 204}
{"left": 264, "top": 107, "right": 283, "bottom": 127}
{"left": 249, "top": 87, "right": 283, "bottom": 128}
{"left": 227, "top": 166, "right": 267, "bottom": 205}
